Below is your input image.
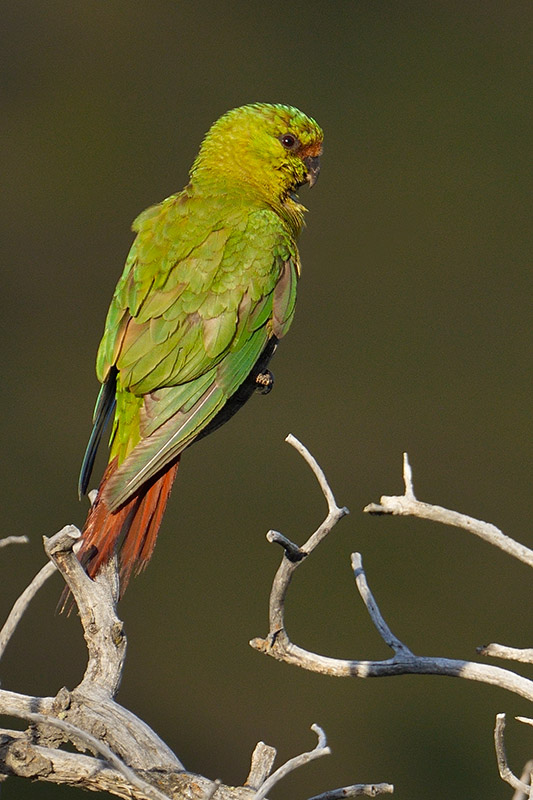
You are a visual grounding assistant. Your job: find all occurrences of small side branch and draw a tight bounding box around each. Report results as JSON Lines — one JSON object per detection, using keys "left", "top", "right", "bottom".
{"left": 247, "top": 724, "right": 392, "bottom": 800}
{"left": 364, "top": 453, "right": 533, "bottom": 568}
{"left": 351, "top": 553, "right": 412, "bottom": 658}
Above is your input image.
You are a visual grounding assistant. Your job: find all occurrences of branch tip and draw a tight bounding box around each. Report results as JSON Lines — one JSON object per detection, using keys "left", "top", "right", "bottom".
{"left": 363, "top": 502, "right": 390, "bottom": 516}
{"left": 245, "top": 741, "right": 277, "bottom": 789}
{"left": 402, "top": 452, "right": 415, "bottom": 499}
{"left": 285, "top": 433, "right": 345, "bottom": 516}
{"left": 44, "top": 524, "right": 82, "bottom": 559}
{"left": 478, "top": 643, "right": 533, "bottom": 664}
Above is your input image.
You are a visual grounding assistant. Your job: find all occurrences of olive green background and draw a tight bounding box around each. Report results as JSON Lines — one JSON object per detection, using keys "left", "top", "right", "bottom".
{"left": 2, "top": 2, "right": 532, "bottom": 798}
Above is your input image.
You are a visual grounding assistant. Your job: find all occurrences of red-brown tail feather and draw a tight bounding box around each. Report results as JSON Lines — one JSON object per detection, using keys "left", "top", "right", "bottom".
{"left": 78, "top": 455, "right": 180, "bottom": 595}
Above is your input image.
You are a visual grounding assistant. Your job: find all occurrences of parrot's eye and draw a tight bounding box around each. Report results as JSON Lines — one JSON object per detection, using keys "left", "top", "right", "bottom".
{"left": 280, "top": 133, "right": 299, "bottom": 151}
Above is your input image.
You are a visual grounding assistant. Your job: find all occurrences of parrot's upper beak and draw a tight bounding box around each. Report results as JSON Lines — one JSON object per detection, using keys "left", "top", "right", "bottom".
{"left": 303, "top": 155, "right": 321, "bottom": 187}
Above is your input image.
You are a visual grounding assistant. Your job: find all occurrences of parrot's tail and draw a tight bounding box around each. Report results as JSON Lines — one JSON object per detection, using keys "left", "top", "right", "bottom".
{"left": 77, "top": 455, "right": 180, "bottom": 594}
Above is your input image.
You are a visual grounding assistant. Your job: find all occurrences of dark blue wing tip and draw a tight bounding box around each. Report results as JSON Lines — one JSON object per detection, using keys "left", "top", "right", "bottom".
{"left": 78, "top": 369, "right": 117, "bottom": 500}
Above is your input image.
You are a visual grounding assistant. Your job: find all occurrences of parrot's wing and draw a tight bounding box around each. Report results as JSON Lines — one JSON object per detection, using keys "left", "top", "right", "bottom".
{"left": 105, "top": 257, "right": 297, "bottom": 511}
{"left": 104, "top": 324, "right": 270, "bottom": 509}
{"left": 98, "top": 196, "right": 297, "bottom": 394}
{"left": 87, "top": 195, "right": 299, "bottom": 509}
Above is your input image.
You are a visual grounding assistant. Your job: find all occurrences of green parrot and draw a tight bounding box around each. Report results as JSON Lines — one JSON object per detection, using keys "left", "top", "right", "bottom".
{"left": 78, "top": 103, "right": 323, "bottom": 591}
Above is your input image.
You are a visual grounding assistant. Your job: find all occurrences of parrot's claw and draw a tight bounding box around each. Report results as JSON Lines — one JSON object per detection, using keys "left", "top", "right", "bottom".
{"left": 255, "top": 370, "right": 274, "bottom": 394}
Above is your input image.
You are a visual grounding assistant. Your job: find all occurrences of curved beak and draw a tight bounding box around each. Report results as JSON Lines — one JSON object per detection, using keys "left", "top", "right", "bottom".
{"left": 303, "top": 155, "right": 321, "bottom": 187}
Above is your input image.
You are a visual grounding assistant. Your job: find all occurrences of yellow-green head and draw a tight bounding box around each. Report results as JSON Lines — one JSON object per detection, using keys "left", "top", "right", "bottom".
{"left": 190, "top": 103, "right": 323, "bottom": 206}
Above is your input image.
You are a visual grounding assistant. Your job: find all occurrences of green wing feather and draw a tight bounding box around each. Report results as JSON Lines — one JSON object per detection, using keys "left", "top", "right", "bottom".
{"left": 91, "top": 189, "right": 299, "bottom": 511}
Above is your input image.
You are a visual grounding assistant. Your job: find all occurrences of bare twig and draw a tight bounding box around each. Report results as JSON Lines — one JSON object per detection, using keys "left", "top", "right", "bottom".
{"left": 364, "top": 453, "right": 533, "bottom": 568}
{"left": 308, "top": 783, "right": 394, "bottom": 798}
{"left": 0, "top": 560, "right": 57, "bottom": 660}
{"left": 351, "top": 553, "right": 412, "bottom": 657}
{"left": 266, "top": 530, "right": 305, "bottom": 562}
{"left": 253, "top": 725, "right": 330, "bottom": 800}
{"left": 0, "top": 535, "right": 29, "bottom": 548}
{"left": 253, "top": 575, "right": 533, "bottom": 700}
{"left": 285, "top": 434, "right": 344, "bottom": 517}
{"left": 494, "top": 714, "right": 533, "bottom": 797}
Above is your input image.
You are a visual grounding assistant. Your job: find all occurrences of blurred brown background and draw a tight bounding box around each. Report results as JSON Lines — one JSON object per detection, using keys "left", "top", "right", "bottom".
{"left": 1, "top": 2, "right": 532, "bottom": 798}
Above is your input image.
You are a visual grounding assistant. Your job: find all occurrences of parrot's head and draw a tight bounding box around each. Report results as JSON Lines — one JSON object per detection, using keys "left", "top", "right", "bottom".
{"left": 191, "top": 103, "right": 323, "bottom": 210}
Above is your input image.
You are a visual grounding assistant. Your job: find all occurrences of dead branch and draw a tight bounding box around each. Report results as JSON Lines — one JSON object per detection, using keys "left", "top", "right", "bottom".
{"left": 364, "top": 453, "right": 533, "bottom": 568}
{"left": 250, "top": 438, "right": 533, "bottom": 795}
{"left": 0, "top": 491, "right": 376, "bottom": 798}
{"left": 251, "top": 441, "right": 533, "bottom": 700}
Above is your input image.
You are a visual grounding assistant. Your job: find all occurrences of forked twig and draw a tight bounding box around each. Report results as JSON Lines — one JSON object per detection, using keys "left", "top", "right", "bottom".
{"left": 251, "top": 442, "right": 533, "bottom": 701}
{"left": 253, "top": 725, "right": 330, "bottom": 800}
{"left": 364, "top": 453, "right": 533, "bottom": 568}
{"left": 252, "top": 440, "right": 533, "bottom": 797}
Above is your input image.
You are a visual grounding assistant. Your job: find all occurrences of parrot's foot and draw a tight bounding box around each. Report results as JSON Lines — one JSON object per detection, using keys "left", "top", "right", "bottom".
{"left": 255, "top": 369, "right": 274, "bottom": 394}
